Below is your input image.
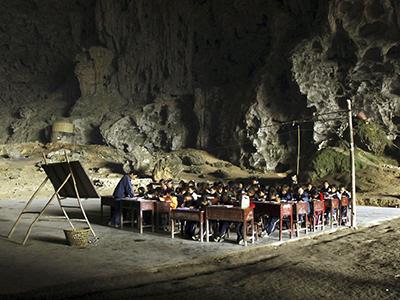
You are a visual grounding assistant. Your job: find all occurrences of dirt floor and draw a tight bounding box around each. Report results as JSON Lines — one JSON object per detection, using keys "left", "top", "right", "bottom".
{"left": 89, "top": 219, "right": 400, "bottom": 300}
{"left": 1, "top": 213, "right": 399, "bottom": 300}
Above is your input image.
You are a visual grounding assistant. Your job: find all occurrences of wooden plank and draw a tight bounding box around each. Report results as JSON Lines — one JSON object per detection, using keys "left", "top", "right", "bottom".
{"left": 42, "top": 161, "right": 99, "bottom": 199}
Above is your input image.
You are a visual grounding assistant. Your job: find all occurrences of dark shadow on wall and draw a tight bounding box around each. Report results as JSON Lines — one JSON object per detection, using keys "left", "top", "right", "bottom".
{"left": 179, "top": 94, "right": 199, "bottom": 149}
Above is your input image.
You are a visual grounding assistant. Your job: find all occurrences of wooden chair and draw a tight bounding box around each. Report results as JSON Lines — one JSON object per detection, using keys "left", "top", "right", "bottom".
{"left": 155, "top": 201, "right": 171, "bottom": 231}
{"left": 312, "top": 200, "right": 325, "bottom": 231}
{"left": 340, "top": 195, "right": 350, "bottom": 226}
{"left": 325, "top": 197, "right": 340, "bottom": 228}
{"left": 293, "top": 201, "right": 309, "bottom": 237}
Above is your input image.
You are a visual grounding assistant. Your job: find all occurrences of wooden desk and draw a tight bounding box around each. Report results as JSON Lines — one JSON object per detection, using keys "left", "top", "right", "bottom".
{"left": 100, "top": 195, "right": 116, "bottom": 223}
{"left": 205, "top": 206, "right": 254, "bottom": 246}
{"left": 120, "top": 198, "right": 156, "bottom": 234}
{"left": 253, "top": 201, "right": 293, "bottom": 241}
{"left": 170, "top": 209, "right": 205, "bottom": 242}
{"left": 100, "top": 196, "right": 155, "bottom": 233}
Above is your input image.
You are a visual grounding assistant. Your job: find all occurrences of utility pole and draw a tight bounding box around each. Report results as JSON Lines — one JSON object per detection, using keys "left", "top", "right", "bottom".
{"left": 296, "top": 124, "right": 300, "bottom": 180}
{"left": 347, "top": 99, "right": 357, "bottom": 228}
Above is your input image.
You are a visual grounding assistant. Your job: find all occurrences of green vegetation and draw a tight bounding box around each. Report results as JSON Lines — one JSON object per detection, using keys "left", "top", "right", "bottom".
{"left": 306, "top": 147, "right": 355, "bottom": 181}
{"left": 305, "top": 146, "right": 397, "bottom": 183}
{"left": 354, "top": 120, "right": 390, "bottom": 155}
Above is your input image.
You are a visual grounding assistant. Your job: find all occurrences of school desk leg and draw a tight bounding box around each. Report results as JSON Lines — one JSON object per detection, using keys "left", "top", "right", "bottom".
{"left": 243, "top": 220, "right": 247, "bottom": 247}
{"left": 200, "top": 220, "right": 204, "bottom": 243}
{"left": 251, "top": 217, "right": 255, "bottom": 244}
{"left": 139, "top": 209, "right": 143, "bottom": 234}
{"left": 171, "top": 218, "right": 174, "bottom": 239}
{"left": 206, "top": 220, "right": 210, "bottom": 242}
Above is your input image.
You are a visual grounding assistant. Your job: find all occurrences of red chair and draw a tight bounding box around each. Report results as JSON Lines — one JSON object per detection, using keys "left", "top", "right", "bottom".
{"left": 340, "top": 196, "right": 350, "bottom": 226}
{"left": 329, "top": 197, "right": 340, "bottom": 228}
{"left": 312, "top": 200, "right": 324, "bottom": 231}
{"left": 294, "top": 201, "right": 309, "bottom": 237}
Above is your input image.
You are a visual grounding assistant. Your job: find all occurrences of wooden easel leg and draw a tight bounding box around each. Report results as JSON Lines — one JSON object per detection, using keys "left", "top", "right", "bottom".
{"left": 22, "top": 174, "right": 72, "bottom": 245}
{"left": 56, "top": 194, "right": 75, "bottom": 230}
{"left": 65, "top": 154, "right": 96, "bottom": 238}
{"left": 8, "top": 177, "right": 49, "bottom": 239}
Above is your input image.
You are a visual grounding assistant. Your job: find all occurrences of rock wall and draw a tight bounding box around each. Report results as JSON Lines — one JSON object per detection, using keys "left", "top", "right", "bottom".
{"left": 0, "top": 0, "right": 399, "bottom": 173}
{"left": 292, "top": 0, "right": 400, "bottom": 145}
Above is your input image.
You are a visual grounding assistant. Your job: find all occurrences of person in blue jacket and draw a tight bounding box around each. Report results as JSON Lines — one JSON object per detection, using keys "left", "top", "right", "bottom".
{"left": 109, "top": 172, "right": 137, "bottom": 227}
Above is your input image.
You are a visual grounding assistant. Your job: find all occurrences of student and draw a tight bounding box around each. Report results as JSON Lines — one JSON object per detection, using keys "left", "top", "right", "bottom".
{"left": 328, "top": 185, "right": 341, "bottom": 221}
{"left": 109, "top": 172, "right": 137, "bottom": 227}
{"left": 262, "top": 186, "right": 281, "bottom": 237}
{"left": 268, "top": 185, "right": 280, "bottom": 202}
{"left": 188, "top": 185, "right": 199, "bottom": 202}
{"left": 305, "top": 183, "right": 317, "bottom": 197}
{"left": 294, "top": 186, "right": 311, "bottom": 223}
{"left": 340, "top": 186, "right": 351, "bottom": 199}
{"left": 159, "top": 189, "right": 178, "bottom": 209}
{"left": 175, "top": 187, "right": 185, "bottom": 207}
{"left": 294, "top": 186, "right": 310, "bottom": 202}
{"left": 321, "top": 181, "right": 331, "bottom": 196}
{"left": 137, "top": 186, "right": 146, "bottom": 198}
{"left": 339, "top": 186, "right": 351, "bottom": 222}
{"left": 330, "top": 185, "right": 341, "bottom": 200}
{"left": 213, "top": 188, "right": 235, "bottom": 242}
{"left": 279, "top": 185, "right": 293, "bottom": 201}
{"left": 181, "top": 192, "right": 198, "bottom": 239}
{"left": 157, "top": 190, "right": 178, "bottom": 231}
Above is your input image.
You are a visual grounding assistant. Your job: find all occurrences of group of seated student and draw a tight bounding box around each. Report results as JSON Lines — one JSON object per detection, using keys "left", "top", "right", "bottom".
{"left": 110, "top": 173, "right": 351, "bottom": 245}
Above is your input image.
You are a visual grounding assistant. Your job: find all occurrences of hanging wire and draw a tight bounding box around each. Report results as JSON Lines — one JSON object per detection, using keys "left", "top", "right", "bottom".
{"left": 203, "top": 113, "right": 348, "bottom": 153}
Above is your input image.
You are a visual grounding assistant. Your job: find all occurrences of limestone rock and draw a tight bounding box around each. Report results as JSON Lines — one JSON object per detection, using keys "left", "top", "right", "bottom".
{"left": 181, "top": 153, "right": 205, "bottom": 166}
{"left": 74, "top": 46, "right": 113, "bottom": 97}
{"left": 152, "top": 154, "right": 183, "bottom": 181}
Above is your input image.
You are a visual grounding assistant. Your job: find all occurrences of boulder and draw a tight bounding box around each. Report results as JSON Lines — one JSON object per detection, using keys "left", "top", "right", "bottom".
{"left": 152, "top": 154, "right": 183, "bottom": 181}
{"left": 181, "top": 153, "right": 205, "bottom": 166}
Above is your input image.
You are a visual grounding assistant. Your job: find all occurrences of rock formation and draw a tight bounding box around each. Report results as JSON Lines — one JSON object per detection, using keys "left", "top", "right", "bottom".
{"left": 0, "top": 0, "right": 398, "bottom": 173}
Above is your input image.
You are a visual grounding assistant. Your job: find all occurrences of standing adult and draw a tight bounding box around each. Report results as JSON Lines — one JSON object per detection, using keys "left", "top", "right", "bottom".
{"left": 109, "top": 172, "right": 137, "bottom": 227}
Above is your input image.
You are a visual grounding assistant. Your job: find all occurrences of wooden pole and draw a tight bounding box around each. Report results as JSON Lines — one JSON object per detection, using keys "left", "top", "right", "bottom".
{"left": 347, "top": 99, "right": 357, "bottom": 228}
{"left": 296, "top": 124, "right": 301, "bottom": 179}
{"left": 7, "top": 177, "right": 49, "bottom": 238}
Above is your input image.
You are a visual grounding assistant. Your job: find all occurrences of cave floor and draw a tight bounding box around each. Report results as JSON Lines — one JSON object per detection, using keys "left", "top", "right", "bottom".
{"left": 0, "top": 199, "right": 399, "bottom": 299}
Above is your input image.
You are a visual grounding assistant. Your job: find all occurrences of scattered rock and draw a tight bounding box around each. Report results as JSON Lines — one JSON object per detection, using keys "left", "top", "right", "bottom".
{"left": 93, "top": 179, "right": 104, "bottom": 187}
{"left": 46, "top": 149, "right": 71, "bottom": 159}
{"left": 209, "top": 169, "right": 229, "bottom": 179}
{"left": 181, "top": 153, "right": 205, "bottom": 166}
{"left": 189, "top": 165, "right": 203, "bottom": 174}
{"left": 3, "top": 147, "right": 22, "bottom": 160}
{"left": 210, "top": 161, "right": 232, "bottom": 168}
